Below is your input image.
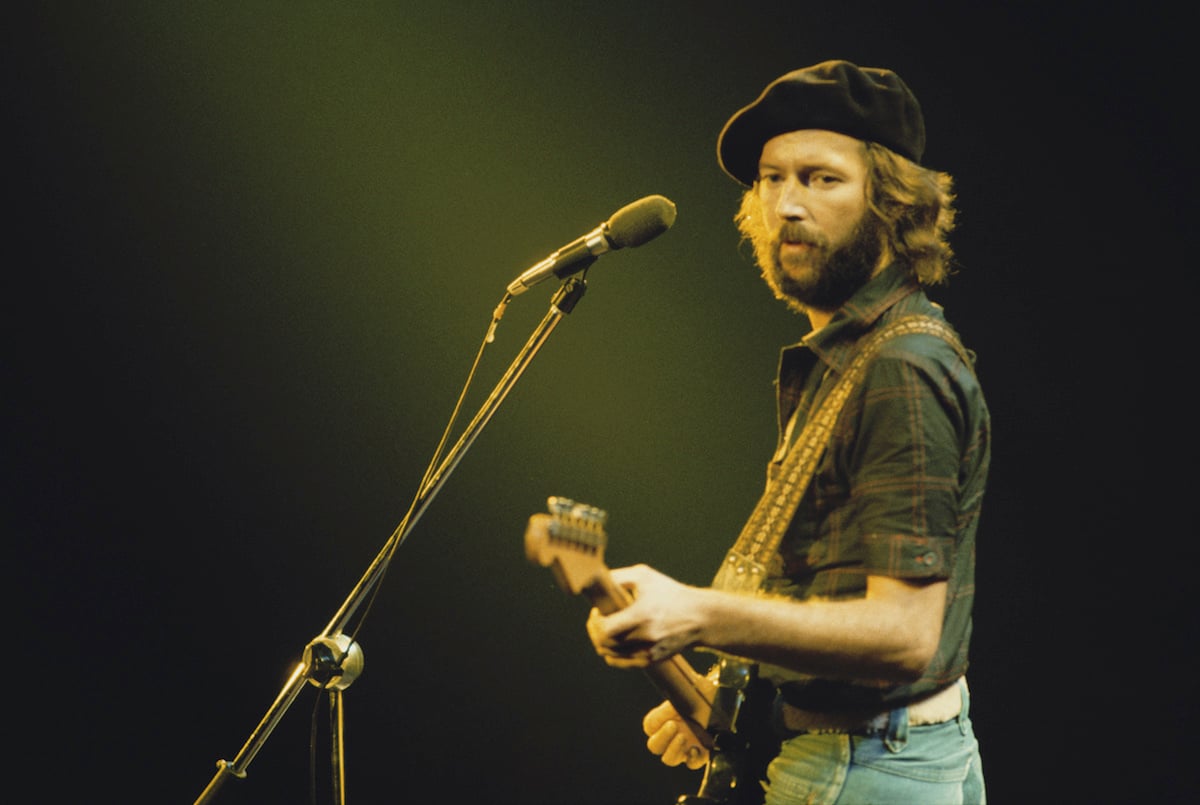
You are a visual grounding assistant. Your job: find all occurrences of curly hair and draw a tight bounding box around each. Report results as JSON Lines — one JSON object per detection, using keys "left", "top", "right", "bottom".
{"left": 736, "top": 141, "right": 958, "bottom": 286}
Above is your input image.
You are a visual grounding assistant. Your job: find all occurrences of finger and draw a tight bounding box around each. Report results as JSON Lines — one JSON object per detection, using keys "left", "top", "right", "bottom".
{"left": 608, "top": 563, "right": 650, "bottom": 590}
{"left": 602, "top": 652, "right": 651, "bottom": 670}
{"left": 607, "top": 565, "right": 637, "bottom": 586}
{"left": 643, "top": 700, "right": 680, "bottom": 736}
{"left": 684, "top": 744, "right": 709, "bottom": 770}
{"left": 585, "top": 608, "right": 606, "bottom": 645}
{"left": 587, "top": 612, "right": 641, "bottom": 661}
{"left": 662, "top": 722, "right": 708, "bottom": 769}
{"left": 645, "top": 718, "right": 678, "bottom": 758}
{"left": 585, "top": 606, "right": 638, "bottom": 649}
{"left": 644, "top": 711, "right": 709, "bottom": 768}
{"left": 662, "top": 729, "right": 696, "bottom": 767}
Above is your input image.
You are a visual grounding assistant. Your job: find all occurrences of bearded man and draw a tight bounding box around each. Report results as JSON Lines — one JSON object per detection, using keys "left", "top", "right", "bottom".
{"left": 584, "top": 61, "right": 991, "bottom": 805}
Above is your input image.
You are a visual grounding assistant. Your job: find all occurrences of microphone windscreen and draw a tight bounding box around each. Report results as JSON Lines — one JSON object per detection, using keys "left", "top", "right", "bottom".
{"left": 605, "top": 195, "right": 677, "bottom": 249}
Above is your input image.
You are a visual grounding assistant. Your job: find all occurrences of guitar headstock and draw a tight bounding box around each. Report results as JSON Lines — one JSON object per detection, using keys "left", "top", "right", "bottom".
{"left": 525, "top": 496, "right": 721, "bottom": 747}
{"left": 524, "top": 496, "right": 610, "bottom": 596}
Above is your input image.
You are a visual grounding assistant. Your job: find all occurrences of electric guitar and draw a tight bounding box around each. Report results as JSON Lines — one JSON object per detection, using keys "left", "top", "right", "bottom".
{"left": 524, "top": 497, "right": 776, "bottom": 805}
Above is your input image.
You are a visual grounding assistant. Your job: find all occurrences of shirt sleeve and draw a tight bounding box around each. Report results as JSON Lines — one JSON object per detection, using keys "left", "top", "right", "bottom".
{"left": 836, "top": 340, "right": 968, "bottom": 581}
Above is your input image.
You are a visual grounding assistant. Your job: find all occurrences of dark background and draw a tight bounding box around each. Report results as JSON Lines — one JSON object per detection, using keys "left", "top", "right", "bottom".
{"left": 8, "top": 3, "right": 1182, "bottom": 803}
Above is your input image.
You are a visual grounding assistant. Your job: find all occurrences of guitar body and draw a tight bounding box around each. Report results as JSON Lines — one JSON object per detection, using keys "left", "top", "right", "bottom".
{"left": 524, "top": 497, "right": 778, "bottom": 805}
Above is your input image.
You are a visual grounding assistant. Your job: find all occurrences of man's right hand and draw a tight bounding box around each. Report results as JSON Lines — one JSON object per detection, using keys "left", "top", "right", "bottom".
{"left": 643, "top": 699, "right": 709, "bottom": 770}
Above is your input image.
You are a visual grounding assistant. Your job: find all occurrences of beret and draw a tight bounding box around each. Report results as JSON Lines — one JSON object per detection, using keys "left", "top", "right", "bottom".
{"left": 717, "top": 60, "right": 925, "bottom": 185}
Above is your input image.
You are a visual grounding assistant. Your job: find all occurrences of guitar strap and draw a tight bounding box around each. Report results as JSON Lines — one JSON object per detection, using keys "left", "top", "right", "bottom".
{"left": 711, "top": 313, "right": 970, "bottom": 592}
{"left": 702, "top": 314, "right": 972, "bottom": 734}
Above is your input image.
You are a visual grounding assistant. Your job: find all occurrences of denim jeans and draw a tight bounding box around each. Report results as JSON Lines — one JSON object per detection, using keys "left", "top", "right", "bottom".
{"left": 763, "top": 681, "right": 985, "bottom": 805}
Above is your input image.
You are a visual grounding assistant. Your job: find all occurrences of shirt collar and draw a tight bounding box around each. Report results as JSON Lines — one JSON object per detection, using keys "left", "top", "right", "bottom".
{"left": 799, "top": 262, "right": 921, "bottom": 370}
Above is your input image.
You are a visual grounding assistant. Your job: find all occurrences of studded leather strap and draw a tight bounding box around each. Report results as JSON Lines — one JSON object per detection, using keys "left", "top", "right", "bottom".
{"left": 711, "top": 315, "right": 971, "bottom": 593}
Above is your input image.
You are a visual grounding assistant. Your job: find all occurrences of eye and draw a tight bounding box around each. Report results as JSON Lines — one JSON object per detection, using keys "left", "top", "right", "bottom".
{"left": 758, "top": 171, "right": 783, "bottom": 185}
{"left": 810, "top": 172, "right": 843, "bottom": 187}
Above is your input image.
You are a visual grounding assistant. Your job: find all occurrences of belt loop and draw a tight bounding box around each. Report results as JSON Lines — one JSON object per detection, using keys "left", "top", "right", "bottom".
{"left": 883, "top": 704, "right": 909, "bottom": 753}
{"left": 957, "top": 677, "right": 970, "bottom": 736}
{"left": 768, "top": 689, "right": 790, "bottom": 739}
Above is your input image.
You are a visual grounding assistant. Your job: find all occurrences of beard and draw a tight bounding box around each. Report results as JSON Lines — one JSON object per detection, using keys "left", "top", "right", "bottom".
{"left": 758, "top": 213, "right": 886, "bottom": 314}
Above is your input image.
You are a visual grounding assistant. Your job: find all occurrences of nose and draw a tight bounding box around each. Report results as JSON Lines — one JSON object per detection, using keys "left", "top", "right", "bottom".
{"left": 775, "top": 177, "right": 809, "bottom": 220}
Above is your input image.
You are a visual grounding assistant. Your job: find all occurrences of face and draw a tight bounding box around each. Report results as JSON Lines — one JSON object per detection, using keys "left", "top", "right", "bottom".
{"left": 750, "top": 129, "right": 883, "bottom": 314}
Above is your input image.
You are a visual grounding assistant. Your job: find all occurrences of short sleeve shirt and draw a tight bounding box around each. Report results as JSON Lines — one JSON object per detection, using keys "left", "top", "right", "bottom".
{"left": 760, "top": 264, "right": 991, "bottom": 710}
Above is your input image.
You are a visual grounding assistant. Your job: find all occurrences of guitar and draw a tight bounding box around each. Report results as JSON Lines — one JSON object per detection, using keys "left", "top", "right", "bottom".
{"left": 524, "top": 497, "right": 776, "bottom": 805}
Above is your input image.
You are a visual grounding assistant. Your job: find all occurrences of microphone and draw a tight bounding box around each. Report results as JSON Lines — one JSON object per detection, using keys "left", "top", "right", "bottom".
{"left": 505, "top": 195, "right": 677, "bottom": 296}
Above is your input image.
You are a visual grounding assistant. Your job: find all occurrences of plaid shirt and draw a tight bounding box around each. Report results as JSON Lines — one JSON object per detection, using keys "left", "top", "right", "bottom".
{"left": 760, "top": 264, "right": 991, "bottom": 710}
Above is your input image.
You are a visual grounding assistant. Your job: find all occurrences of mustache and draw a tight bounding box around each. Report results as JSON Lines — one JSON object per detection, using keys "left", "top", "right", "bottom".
{"left": 776, "top": 222, "right": 828, "bottom": 248}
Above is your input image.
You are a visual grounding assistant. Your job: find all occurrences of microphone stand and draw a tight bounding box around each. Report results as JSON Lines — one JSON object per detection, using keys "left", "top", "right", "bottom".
{"left": 194, "top": 277, "right": 590, "bottom": 804}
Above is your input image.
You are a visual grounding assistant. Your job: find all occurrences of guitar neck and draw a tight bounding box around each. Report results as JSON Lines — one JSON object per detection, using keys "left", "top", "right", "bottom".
{"left": 582, "top": 569, "right": 716, "bottom": 748}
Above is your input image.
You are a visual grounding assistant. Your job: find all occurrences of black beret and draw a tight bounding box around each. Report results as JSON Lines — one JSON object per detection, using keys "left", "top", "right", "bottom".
{"left": 717, "top": 60, "right": 925, "bottom": 185}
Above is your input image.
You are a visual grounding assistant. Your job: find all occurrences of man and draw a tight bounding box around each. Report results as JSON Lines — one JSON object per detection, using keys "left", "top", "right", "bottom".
{"left": 585, "top": 61, "right": 989, "bottom": 804}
